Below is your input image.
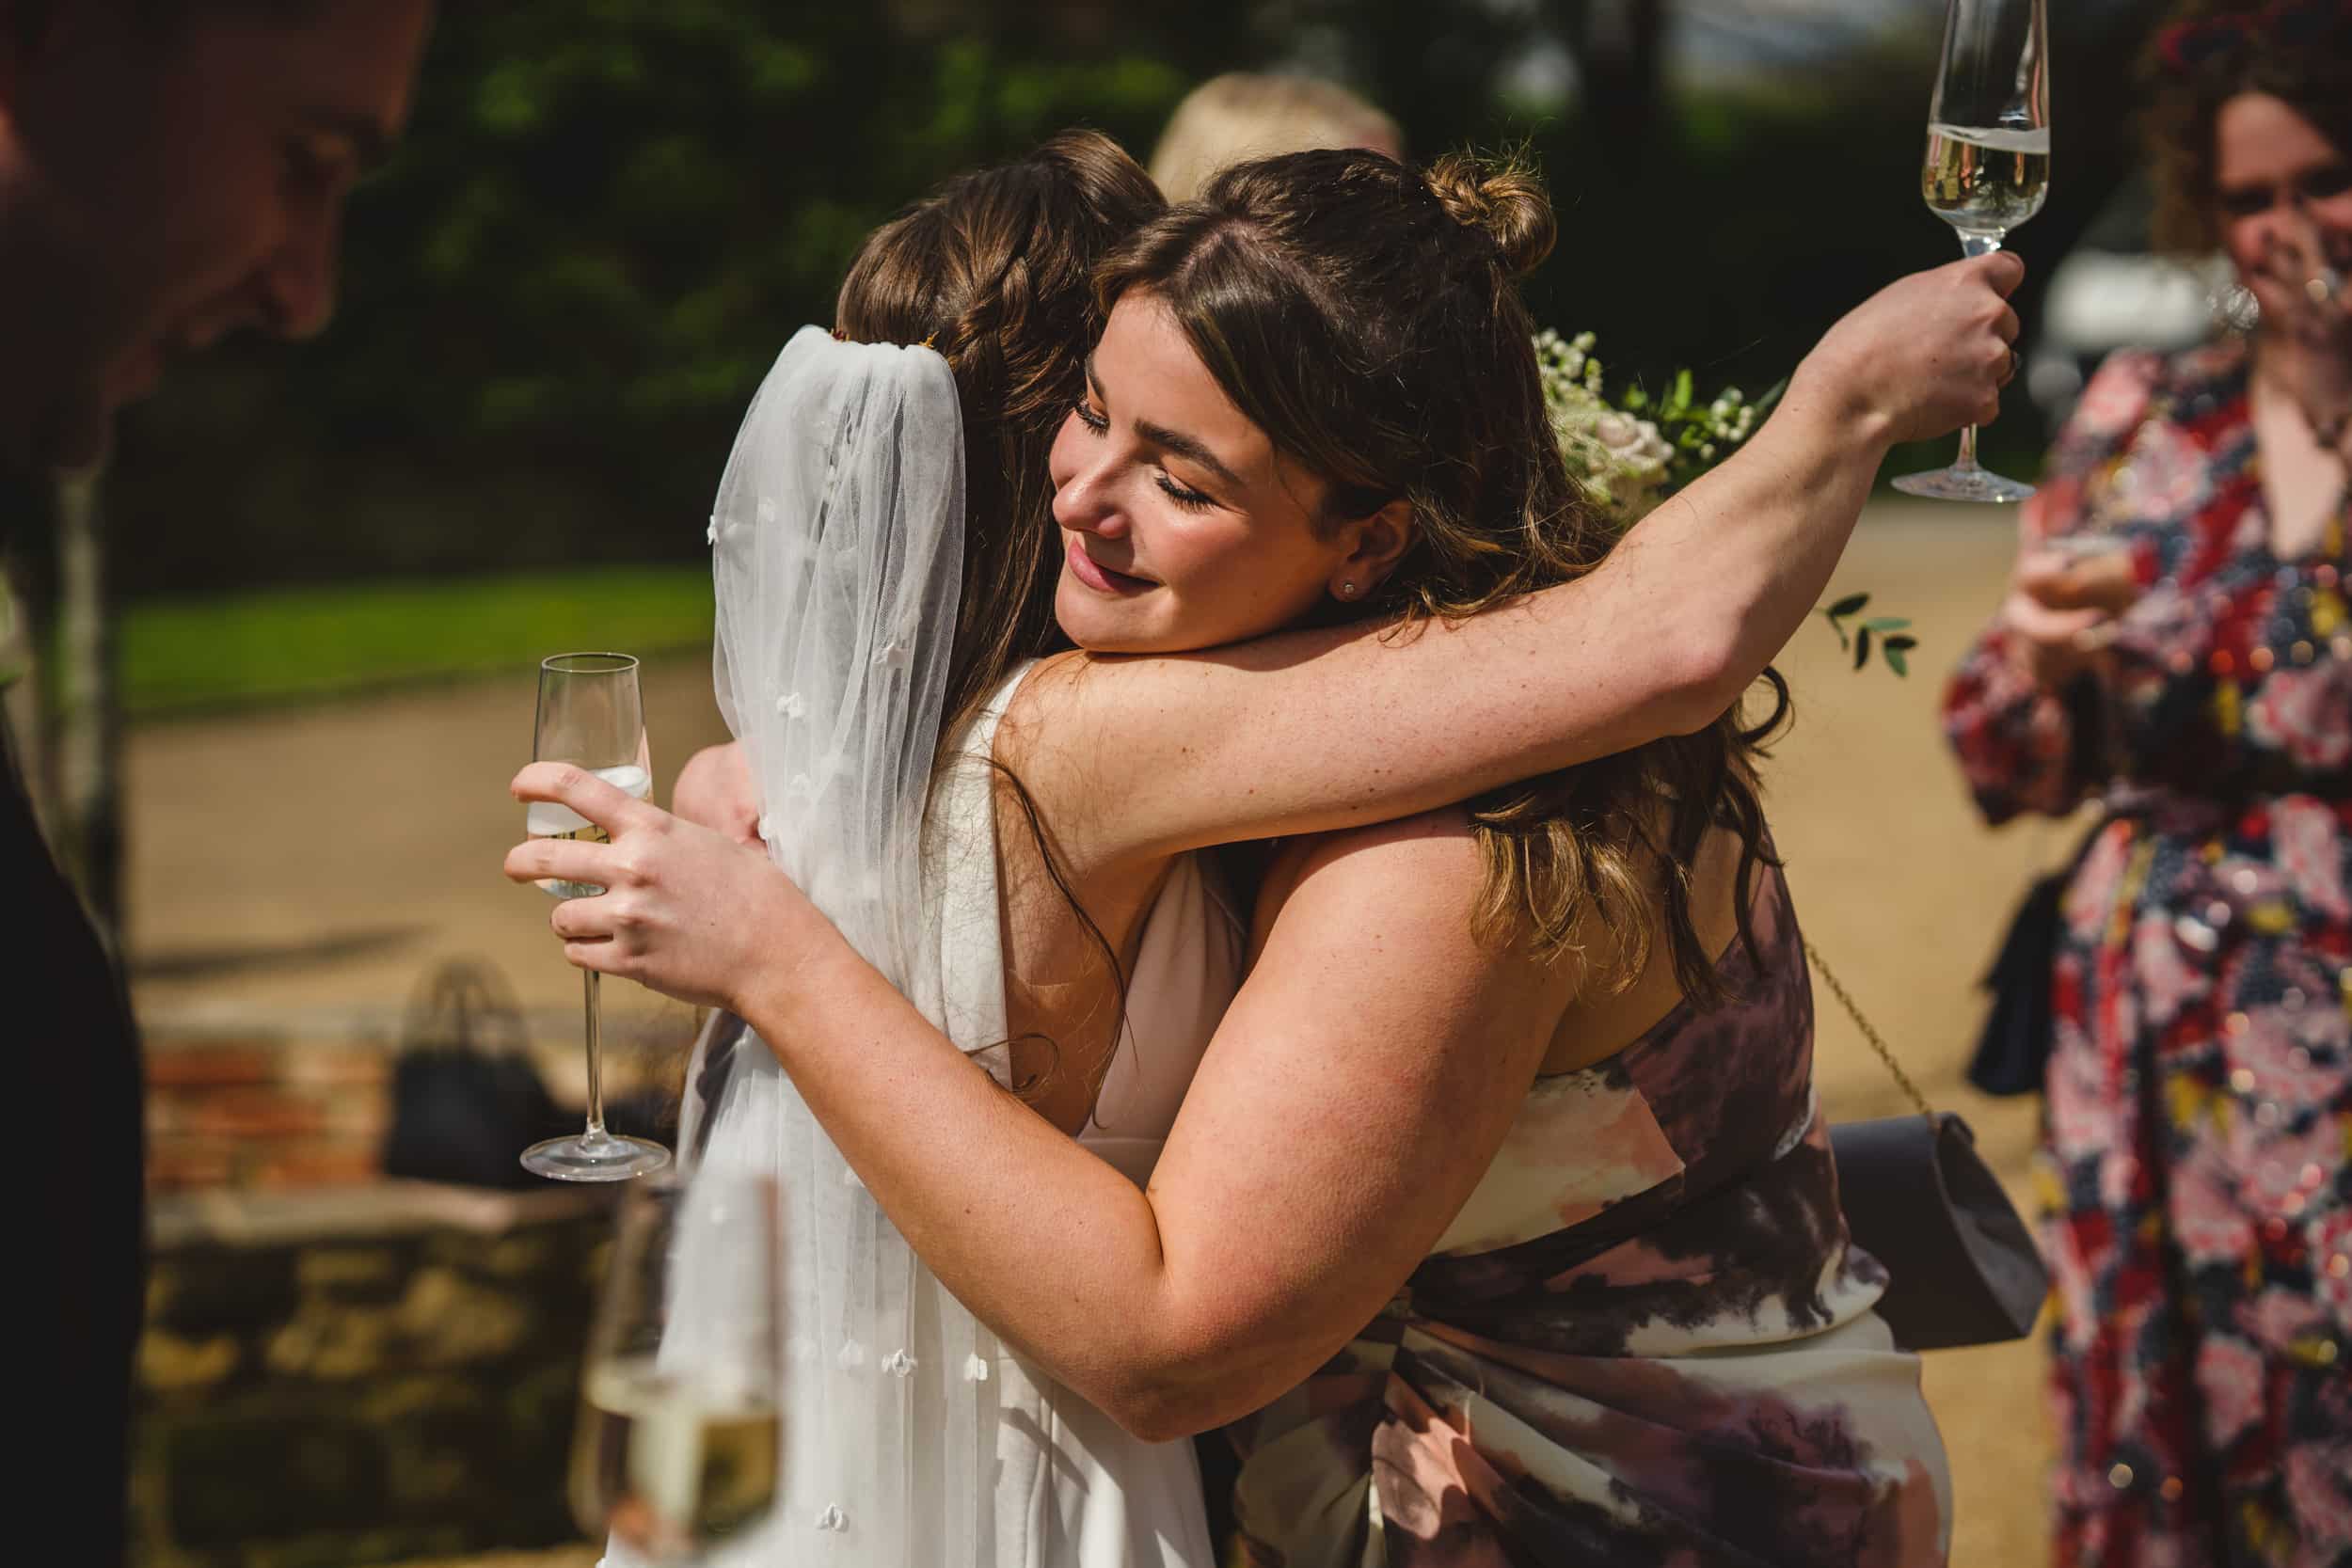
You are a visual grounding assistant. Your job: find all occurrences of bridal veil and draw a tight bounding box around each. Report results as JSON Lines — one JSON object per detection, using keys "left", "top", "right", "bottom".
{"left": 669, "top": 325, "right": 996, "bottom": 1566}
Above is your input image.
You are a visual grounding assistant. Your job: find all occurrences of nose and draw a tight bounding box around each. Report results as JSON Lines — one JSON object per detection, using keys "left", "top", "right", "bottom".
{"left": 1050, "top": 440, "right": 1129, "bottom": 540}
{"left": 257, "top": 201, "right": 345, "bottom": 341}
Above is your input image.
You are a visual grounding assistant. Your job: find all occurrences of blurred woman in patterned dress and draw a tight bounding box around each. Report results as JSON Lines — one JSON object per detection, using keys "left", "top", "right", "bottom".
{"left": 1942, "top": 5, "right": 2352, "bottom": 1562}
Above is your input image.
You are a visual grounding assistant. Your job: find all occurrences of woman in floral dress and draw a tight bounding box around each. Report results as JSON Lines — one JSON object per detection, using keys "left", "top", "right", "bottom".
{"left": 1942, "top": 8, "right": 2352, "bottom": 1561}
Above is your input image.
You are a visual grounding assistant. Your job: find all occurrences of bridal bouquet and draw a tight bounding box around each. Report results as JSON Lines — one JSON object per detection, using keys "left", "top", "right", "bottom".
{"left": 1534, "top": 328, "right": 1762, "bottom": 524}
{"left": 1534, "top": 329, "right": 1914, "bottom": 675}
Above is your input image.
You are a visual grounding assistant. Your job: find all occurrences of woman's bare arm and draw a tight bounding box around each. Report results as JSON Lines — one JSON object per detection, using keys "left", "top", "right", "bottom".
{"left": 1012, "top": 254, "right": 2024, "bottom": 874}
{"left": 710, "top": 809, "right": 1566, "bottom": 1440}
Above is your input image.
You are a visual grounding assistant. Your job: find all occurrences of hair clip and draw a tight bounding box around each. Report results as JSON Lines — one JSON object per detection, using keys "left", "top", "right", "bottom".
{"left": 920, "top": 331, "right": 939, "bottom": 350}
{"left": 831, "top": 325, "right": 849, "bottom": 341}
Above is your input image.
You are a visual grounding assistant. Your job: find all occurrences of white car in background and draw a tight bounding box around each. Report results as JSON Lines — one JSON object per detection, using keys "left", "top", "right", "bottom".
{"left": 2025, "top": 177, "right": 2235, "bottom": 425}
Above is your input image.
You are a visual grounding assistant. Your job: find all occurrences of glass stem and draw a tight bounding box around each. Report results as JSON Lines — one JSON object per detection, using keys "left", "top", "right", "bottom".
{"left": 581, "top": 969, "right": 607, "bottom": 1143}
{"left": 1951, "top": 230, "right": 2006, "bottom": 476}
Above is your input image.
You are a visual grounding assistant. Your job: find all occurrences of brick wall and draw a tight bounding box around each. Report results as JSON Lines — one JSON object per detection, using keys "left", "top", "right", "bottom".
{"left": 141, "top": 1009, "right": 689, "bottom": 1196}
{"left": 147, "top": 1039, "right": 389, "bottom": 1193}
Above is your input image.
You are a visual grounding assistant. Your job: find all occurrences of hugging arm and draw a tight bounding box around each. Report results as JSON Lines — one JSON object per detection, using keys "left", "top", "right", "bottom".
{"left": 1023, "top": 256, "right": 2025, "bottom": 872}
{"left": 619, "top": 807, "right": 1566, "bottom": 1440}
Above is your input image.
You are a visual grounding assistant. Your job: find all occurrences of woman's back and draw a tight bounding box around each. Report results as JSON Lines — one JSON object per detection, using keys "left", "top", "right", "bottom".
{"left": 1218, "top": 816, "right": 1950, "bottom": 1565}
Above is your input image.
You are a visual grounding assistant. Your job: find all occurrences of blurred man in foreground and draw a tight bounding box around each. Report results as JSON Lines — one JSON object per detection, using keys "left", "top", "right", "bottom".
{"left": 0, "top": 2, "right": 433, "bottom": 1555}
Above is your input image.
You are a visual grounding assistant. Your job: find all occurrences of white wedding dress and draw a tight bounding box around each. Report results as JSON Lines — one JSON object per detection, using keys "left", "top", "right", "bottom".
{"left": 934, "top": 664, "right": 1242, "bottom": 1567}
{"left": 680, "top": 661, "right": 1240, "bottom": 1566}
{"left": 658, "top": 329, "right": 1236, "bottom": 1568}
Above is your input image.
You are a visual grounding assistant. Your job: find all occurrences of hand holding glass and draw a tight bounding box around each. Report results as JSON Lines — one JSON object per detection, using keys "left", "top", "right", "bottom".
{"left": 1892, "top": 0, "right": 2049, "bottom": 503}
{"left": 522, "top": 652, "right": 670, "bottom": 1181}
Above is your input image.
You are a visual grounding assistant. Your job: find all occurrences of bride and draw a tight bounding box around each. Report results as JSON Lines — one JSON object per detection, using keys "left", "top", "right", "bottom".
{"left": 509, "top": 135, "right": 2019, "bottom": 1565}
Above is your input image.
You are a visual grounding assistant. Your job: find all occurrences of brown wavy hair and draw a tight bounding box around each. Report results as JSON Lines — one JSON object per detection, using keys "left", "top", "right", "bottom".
{"left": 835, "top": 129, "right": 1165, "bottom": 753}
{"left": 834, "top": 129, "right": 1166, "bottom": 1088}
{"left": 2140, "top": 0, "right": 2352, "bottom": 254}
{"left": 1098, "top": 148, "right": 1787, "bottom": 1003}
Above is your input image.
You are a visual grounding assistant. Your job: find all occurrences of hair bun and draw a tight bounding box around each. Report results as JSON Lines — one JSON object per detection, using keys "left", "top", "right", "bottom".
{"left": 1424, "top": 152, "right": 1556, "bottom": 278}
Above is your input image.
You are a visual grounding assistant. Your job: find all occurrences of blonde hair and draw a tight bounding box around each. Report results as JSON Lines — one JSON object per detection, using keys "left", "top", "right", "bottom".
{"left": 1148, "top": 72, "right": 1404, "bottom": 203}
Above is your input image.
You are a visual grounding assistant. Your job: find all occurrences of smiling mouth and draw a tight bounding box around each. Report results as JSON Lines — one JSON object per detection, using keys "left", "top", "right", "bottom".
{"left": 1066, "top": 537, "right": 1156, "bottom": 595}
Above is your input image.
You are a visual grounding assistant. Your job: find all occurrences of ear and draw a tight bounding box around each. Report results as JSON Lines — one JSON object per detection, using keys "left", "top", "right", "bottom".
{"left": 1327, "top": 496, "right": 1416, "bottom": 600}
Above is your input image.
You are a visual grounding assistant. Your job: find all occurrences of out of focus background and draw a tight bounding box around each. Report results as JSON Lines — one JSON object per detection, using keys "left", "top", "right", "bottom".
{"left": 5, "top": 0, "right": 2213, "bottom": 1563}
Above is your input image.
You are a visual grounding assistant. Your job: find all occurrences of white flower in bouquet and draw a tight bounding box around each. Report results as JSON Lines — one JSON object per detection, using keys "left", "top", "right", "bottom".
{"left": 1533, "top": 326, "right": 1910, "bottom": 673}
{"left": 1534, "top": 327, "right": 1761, "bottom": 526}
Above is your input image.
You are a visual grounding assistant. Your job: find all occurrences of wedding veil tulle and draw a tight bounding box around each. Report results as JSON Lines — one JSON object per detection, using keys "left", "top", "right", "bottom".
{"left": 662, "top": 325, "right": 997, "bottom": 1566}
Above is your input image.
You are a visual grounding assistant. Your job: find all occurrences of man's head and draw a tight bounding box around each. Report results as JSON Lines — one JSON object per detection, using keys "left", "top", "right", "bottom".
{"left": 0, "top": 0, "right": 434, "bottom": 471}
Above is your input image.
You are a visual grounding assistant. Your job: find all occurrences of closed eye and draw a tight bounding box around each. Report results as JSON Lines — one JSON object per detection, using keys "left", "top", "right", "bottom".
{"left": 1073, "top": 401, "right": 1109, "bottom": 435}
{"left": 1156, "top": 474, "right": 1215, "bottom": 511}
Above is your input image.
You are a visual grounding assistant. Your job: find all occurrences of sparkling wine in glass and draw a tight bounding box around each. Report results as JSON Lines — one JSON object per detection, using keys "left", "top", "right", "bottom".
{"left": 1891, "top": 0, "right": 2049, "bottom": 504}
{"left": 522, "top": 652, "right": 670, "bottom": 1181}
{"left": 573, "top": 1170, "right": 783, "bottom": 1563}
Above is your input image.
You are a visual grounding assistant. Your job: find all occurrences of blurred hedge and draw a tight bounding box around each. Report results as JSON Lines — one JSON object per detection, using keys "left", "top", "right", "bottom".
{"left": 102, "top": 0, "right": 2167, "bottom": 599}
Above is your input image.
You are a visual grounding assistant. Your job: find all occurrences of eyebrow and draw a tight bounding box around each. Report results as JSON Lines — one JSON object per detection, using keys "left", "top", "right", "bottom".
{"left": 1085, "top": 350, "right": 1245, "bottom": 492}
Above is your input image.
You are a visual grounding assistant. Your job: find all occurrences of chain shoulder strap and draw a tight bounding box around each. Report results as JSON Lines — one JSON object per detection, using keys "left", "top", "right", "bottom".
{"left": 1802, "top": 937, "right": 1934, "bottom": 1119}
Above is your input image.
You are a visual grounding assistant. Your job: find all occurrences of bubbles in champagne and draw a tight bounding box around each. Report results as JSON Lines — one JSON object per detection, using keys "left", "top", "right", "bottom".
{"left": 1923, "top": 122, "right": 2050, "bottom": 238}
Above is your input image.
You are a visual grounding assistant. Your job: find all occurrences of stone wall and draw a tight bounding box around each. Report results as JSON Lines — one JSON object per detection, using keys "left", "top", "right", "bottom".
{"left": 135, "top": 1183, "right": 617, "bottom": 1568}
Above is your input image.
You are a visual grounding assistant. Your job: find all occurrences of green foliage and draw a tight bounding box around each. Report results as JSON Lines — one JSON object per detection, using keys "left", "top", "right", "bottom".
{"left": 100, "top": 0, "right": 2157, "bottom": 600}
{"left": 111, "top": 3, "right": 1200, "bottom": 594}
{"left": 1820, "top": 594, "right": 1918, "bottom": 678}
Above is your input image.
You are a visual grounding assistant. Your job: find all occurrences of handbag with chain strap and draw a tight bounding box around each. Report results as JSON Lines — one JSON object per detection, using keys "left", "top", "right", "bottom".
{"left": 1808, "top": 941, "right": 2052, "bottom": 1351}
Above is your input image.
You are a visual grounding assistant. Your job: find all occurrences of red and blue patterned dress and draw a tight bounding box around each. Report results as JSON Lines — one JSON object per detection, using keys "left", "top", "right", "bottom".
{"left": 1943, "top": 341, "right": 2352, "bottom": 1568}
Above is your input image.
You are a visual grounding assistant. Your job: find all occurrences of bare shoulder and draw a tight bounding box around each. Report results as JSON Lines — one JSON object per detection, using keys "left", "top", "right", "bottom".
{"left": 990, "top": 647, "right": 1185, "bottom": 799}
{"left": 989, "top": 647, "right": 1088, "bottom": 776}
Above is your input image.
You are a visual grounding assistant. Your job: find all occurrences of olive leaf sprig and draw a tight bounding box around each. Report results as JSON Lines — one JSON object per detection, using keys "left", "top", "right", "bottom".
{"left": 1821, "top": 593, "right": 1917, "bottom": 677}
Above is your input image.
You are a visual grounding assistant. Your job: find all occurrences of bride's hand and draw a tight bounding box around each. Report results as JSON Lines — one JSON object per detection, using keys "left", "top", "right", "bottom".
{"left": 503, "top": 761, "right": 831, "bottom": 1012}
{"left": 1790, "top": 251, "right": 2026, "bottom": 447}
{"left": 672, "top": 740, "right": 762, "bottom": 846}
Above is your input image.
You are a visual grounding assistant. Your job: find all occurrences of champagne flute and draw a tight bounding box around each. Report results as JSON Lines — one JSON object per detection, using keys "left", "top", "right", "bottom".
{"left": 1891, "top": 0, "right": 2050, "bottom": 504}
{"left": 573, "top": 1170, "right": 783, "bottom": 1562}
{"left": 522, "top": 652, "right": 671, "bottom": 1181}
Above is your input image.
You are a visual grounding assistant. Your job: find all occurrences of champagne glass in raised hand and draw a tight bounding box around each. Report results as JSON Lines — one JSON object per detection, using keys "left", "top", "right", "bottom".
{"left": 1892, "top": 0, "right": 2049, "bottom": 503}
{"left": 573, "top": 1170, "right": 783, "bottom": 1563}
{"left": 522, "top": 652, "right": 671, "bottom": 1181}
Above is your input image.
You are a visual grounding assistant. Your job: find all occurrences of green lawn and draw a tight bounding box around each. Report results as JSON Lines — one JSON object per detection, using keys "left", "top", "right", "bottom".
{"left": 119, "top": 564, "right": 713, "bottom": 717}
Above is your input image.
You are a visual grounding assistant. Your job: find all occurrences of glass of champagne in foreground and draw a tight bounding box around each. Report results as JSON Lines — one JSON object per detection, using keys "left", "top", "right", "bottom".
{"left": 1891, "top": 0, "right": 2049, "bottom": 504}
{"left": 574, "top": 1171, "right": 783, "bottom": 1563}
{"left": 522, "top": 652, "right": 671, "bottom": 1180}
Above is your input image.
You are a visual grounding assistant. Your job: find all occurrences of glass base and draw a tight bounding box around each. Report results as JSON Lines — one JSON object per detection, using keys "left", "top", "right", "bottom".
{"left": 522, "top": 1131, "right": 671, "bottom": 1183}
{"left": 1890, "top": 464, "right": 2035, "bottom": 504}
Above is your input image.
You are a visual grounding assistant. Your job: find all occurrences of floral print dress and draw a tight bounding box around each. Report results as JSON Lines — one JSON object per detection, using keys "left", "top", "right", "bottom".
{"left": 1943, "top": 341, "right": 2352, "bottom": 1568}
{"left": 1219, "top": 867, "right": 1954, "bottom": 1566}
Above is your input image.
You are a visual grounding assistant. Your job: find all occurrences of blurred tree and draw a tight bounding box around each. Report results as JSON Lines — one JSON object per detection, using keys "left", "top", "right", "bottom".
{"left": 101, "top": 0, "right": 2176, "bottom": 602}
{"left": 109, "top": 0, "right": 1197, "bottom": 594}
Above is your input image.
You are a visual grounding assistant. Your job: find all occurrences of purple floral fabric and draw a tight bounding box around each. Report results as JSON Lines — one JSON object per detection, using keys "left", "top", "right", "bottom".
{"left": 1944, "top": 342, "right": 2352, "bottom": 1568}
{"left": 1220, "top": 870, "right": 1952, "bottom": 1566}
